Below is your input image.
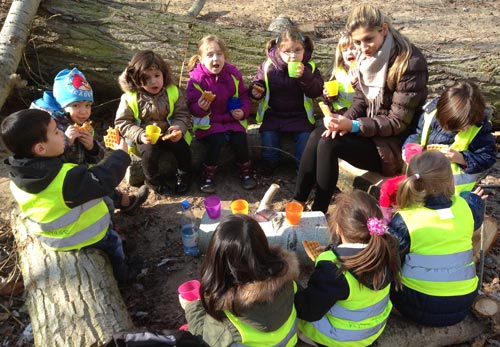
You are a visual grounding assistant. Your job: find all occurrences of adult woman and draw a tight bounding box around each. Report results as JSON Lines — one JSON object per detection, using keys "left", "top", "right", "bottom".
{"left": 294, "top": 4, "right": 428, "bottom": 213}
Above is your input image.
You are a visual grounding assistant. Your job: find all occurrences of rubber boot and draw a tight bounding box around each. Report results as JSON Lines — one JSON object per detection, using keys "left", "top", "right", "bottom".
{"left": 237, "top": 161, "right": 257, "bottom": 190}
{"left": 175, "top": 170, "right": 192, "bottom": 195}
{"left": 200, "top": 164, "right": 217, "bottom": 194}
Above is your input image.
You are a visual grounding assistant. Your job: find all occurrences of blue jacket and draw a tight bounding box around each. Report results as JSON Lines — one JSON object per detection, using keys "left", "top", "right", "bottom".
{"left": 404, "top": 98, "right": 496, "bottom": 174}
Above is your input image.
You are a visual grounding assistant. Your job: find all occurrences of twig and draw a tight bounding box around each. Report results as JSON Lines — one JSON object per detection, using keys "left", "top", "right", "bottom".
{"left": 0, "top": 302, "right": 24, "bottom": 327}
{"left": 248, "top": 145, "right": 298, "bottom": 161}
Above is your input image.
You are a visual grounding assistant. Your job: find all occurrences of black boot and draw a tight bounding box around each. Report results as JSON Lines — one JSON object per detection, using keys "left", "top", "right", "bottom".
{"left": 175, "top": 170, "right": 191, "bottom": 195}
{"left": 200, "top": 164, "right": 217, "bottom": 194}
{"left": 237, "top": 161, "right": 256, "bottom": 190}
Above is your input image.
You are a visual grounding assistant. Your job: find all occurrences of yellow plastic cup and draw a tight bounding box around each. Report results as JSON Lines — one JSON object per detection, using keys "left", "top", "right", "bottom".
{"left": 231, "top": 199, "right": 249, "bottom": 215}
{"left": 324, "top": 80, "right": 339, "bottom": 97}
{"left": 145, "top": 124, "right": 161, "bottom": 144}
{"left": 285, "top": 201, "right": 304, "bottom": 225}
{"left": 287, "top": 61, "right": 301, "bottom": 78}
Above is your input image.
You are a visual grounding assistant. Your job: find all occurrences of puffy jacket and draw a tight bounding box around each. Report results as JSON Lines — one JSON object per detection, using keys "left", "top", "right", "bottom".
{"left": 344, "top": 44, "right": 429, "bottom": 176}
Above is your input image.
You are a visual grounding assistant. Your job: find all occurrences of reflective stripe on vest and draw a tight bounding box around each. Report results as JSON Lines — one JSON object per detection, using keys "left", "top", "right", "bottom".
{"left": 192, "top": 75, "right": 248, "bottom": 132}
{"left": 225, "top": 282, "right": 298, "bottom": 347}
{"left": 10, "top": 164, "right": 109, "bottom": 251}
{"left": 419, "top": 107, "right": 481, "bottom": 193}
{"left": 298, "top": 251, "right": 391, "bottom": 346}
{"left": 125, "top": 85, "right": 192, "bottom": 145}
{"left": 256, "top": 59, "right": 316, "bottom": 125}
{"left": 330, "top": 67, "right": 355, "bottom": 111}
{"left": 397, "top": 196, "right": 478, "bottom": 296}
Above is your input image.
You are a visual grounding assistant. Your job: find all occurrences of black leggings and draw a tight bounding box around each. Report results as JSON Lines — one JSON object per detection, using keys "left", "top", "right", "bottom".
{"left": 200, "top": 131, "right": 250, "bottom": 166}
{"left": 294, "top": 126, "right": 381, "bottom": 213}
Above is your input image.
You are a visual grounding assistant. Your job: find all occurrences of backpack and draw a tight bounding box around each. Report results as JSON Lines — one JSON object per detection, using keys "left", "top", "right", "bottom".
{"left": 102, "top": 329, "right": 209, "bottom": 347}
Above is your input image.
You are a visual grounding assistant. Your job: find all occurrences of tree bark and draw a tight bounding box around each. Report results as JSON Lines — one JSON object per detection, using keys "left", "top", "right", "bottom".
{"left": 186, "top": 0, "right": 206, "bottom": 17}
{"left": 10, "top": 208, "right": 134, "bottom": 347}
{"left": 0, "top": 0, "right": 41, "bottom": 110}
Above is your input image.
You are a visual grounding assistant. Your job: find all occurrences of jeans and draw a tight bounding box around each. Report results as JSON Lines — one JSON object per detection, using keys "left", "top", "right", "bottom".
{"left": 261, "top": 130, "right": 310, "bottom": 169}
{"left": 92, "top": 228, "right": 127, "bottom": 282}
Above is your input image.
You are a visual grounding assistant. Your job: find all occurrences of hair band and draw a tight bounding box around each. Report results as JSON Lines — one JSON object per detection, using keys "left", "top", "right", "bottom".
{"left": 414, "top": 173, "right": 420, "bottom": 180}
{"left": 367, "top": 217, "right": 387, "bottom": 237}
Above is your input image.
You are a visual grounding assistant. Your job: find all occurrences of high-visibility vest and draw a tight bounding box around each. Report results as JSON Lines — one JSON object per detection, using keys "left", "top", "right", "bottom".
{"left": 397, "top": 196, "right": 478, "bottom": 296}
{"left": 329, "top": 66, "right": 355, "bottom": 111}
{"left": 256, "top": 59, "right": 316, "bottom": 125}
{"left": 10, "top": 164, "right": 109, "bottom": 251}
{"left": 224, "top": 282, "right": 298, "bottom": 347}
{"left": 420, "top": 107, "right": 481, "bottom": 193}
{"left": 125, "top": 84, "right": 192, "bottom": 145}
{"left": 192, "top": 74, "right": 248, "bottom": 131}
{"left": 298, "top": 251, "right": 392, "bottom": 347}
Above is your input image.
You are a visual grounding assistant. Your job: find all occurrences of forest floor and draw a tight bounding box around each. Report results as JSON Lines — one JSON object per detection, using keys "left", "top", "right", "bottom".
{"left": 1, "top": 0, "right": 500, "bottom": 346}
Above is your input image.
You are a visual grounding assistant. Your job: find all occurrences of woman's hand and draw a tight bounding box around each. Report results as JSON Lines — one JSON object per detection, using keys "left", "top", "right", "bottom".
{"left": 230, "top": 109, "right": 244, "bottom": 120}
{"left": 322, "top": 115, "right": 352, "bottom": 137}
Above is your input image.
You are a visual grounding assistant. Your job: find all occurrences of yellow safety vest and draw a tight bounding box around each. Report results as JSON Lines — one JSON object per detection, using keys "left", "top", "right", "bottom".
{"left": 10, "top": 164, "right": 109, "bottom": 251}
{"left": 397, "top": 195, "right": 478, "bottom": 296}
{"left": 420, "top": 107, "right": 481, "bottom": 193}
{"left": 256, "top": 59, "right": 316, "bottom": 125}
{"left": 329, "top": 66, "right": 355, "bottom": 111}
{"left": 192, "top": 74, "right": 248, "bottom": 131}
{"left": 298, "top": 251, "right": 391, "bottom": 347}
{"left": 125, "top": 84, "right": 192, "bottom": 145}
{"left": 224, "top": 282, "right": 298, "bottom": 347}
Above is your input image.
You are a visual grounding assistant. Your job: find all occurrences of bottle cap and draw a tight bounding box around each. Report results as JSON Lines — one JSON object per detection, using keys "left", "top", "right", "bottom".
{"left": 181, "top": 200, "right": 190, "bottom": 211}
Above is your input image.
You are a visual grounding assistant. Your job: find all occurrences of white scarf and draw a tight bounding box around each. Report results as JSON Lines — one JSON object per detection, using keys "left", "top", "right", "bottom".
{"left": 356, "top": 31, "right": 394, "bottom": 118}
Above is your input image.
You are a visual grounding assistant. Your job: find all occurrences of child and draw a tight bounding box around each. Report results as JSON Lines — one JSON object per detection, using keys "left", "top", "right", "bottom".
{"left": 186, "top": 35, "right": 256, "bottom": 193}
{"left": 404, "top": 80, "right": 496, "bottom": 194}
{"left": 1, "top": 109, "right": 134, "bottom": 284}
{"left": 295, "top": 190, "right": 400, "bottom": 347}
{"left": 180, "top": 214, "right": 300, "bottom": 347}
{"left": 250, "top": 26, "right": 323, "bottom": 177}
{"left": 321, "top": 32, "right": 358, "bottom": 139}
{"left": 31, "top": 68, "right": 148, "bottom": 215}
{"left": 389, "top": 150, "right": 486, "bottom": 327}
{"left": 116, "top": 50, "right": 193, "bottom": 195}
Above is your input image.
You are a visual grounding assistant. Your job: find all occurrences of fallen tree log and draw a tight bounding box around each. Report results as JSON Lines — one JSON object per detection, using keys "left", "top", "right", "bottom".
{"left": 9, "top": 207, "right": 134, "bottom": 347}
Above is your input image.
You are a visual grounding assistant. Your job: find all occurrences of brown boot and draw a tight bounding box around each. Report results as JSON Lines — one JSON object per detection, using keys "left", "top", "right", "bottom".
{"left": 237, "top": 161, "right": 256, "bottom": 190}
{"left": 200, "top": 164, "right": 217, "bottom": 193}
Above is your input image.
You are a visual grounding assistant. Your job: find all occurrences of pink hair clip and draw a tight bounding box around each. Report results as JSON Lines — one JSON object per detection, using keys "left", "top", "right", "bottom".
{"left": 367, "top": 217, "right": 387, "bottom": 236}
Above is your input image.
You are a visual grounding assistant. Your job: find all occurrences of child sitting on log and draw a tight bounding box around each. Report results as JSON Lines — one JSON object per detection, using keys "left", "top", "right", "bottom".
{"left": 1, "top": 109, "right": 135, "bottom": 284}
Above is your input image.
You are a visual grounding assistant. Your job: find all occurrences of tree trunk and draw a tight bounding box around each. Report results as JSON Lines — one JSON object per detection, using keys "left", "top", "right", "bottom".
{"left": 186, "top": 0, "right": 206, "bottom": 17}
{"left": 0, "top": 0, "right": 41, "bottom": 110}
{"left": 10, "top": 208, "right": 134, "bottom": 347}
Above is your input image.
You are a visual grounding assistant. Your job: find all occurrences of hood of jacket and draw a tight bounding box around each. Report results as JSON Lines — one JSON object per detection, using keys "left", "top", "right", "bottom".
{"left": 5, "top": 156, "right": 63, "bottom": 194}
{"left": 220, "top": 247, "right": 300, "bottom": 310}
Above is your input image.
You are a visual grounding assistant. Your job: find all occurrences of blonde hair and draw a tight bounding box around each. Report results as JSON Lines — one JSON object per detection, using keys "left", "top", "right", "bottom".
{"left": 346, "top": 4, "right": 412, "bottom": 90}
{"left": 330, "top": 190, "right": 401, "bottom": 290}
{"left": 329, "top": 32, "right": 354, "bottom": 80}
{"left": 187, "top": 35, "right": 230, "bottom": 72}
{"left": 396, "top": 151, "right": 454, "bottom": 209}
{"left": 265, "top": 26, "right": 314, "bottom": 56}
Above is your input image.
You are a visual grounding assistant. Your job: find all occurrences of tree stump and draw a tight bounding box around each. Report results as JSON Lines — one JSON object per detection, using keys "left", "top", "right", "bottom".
{"left": 10, "top": 208, "right": 134, "bottom": 347}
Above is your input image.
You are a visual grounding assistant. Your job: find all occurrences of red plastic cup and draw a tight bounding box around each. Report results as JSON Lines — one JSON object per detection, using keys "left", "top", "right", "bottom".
{"left": 404, "top": 143, "right": 423, "bottom": 163}
{"left": 204, "top": 195, "right": 221, "bottom": 219}
{"left": 178, "top": 280, "right": 200, "bottom": 301}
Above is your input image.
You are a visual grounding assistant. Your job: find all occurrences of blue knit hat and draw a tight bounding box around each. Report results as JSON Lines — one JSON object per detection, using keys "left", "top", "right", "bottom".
{"left": 52, "top": 68, "right": 93, "bottom": 108}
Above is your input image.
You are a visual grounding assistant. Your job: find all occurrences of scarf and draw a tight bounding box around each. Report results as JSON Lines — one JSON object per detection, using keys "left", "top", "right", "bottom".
{"left": 356, "top": 31, "right": 394, "bottom": 118}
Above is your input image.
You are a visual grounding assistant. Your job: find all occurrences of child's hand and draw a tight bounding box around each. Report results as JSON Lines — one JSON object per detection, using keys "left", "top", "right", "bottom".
{"left": 230, "top": 109, "right": 244, "bottom": 120}
{"left": 251, "top": 84, "right": 265, "bottom": 99}
{"left": 442, "top": 148, "right": 466, "bottom": 166}
{"left": 179, "top": 295, "right": 197, "bottom": 310}
{"left": 166, "top": 126, "right": 183, "bottom": 143}
{"left": 472, "top": 187, "right": 488, "bottom": 200}
{"left": 198, "top": 96, "right": 212, "bottom": 111}
{"left": 292, "top": 62, "right": 305, "bottom": 78}
{"left": 140, "top": 132, "right": 152, "bottom": 145}
{"left": 114, "top": 137, "right": 128, "bottom": 153}
{"left": 77, "top": 130, "right": 95, "bottom": 151}
{"left": 322, "top": 89, "right": 339, "bottom": 103}
{"left": 65, "top": 125, "right": 79, "bottom": 145}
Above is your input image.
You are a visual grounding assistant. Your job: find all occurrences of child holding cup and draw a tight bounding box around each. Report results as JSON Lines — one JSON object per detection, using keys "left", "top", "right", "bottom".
{"left": 115, "top": 50, "right": 193, "bottom": 196}
{"left": 250, "top": 26, "right": 323, "bottom": 178}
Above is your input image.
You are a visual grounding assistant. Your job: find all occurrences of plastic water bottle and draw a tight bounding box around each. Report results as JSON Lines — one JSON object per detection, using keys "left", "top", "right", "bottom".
{"left": 180, "top": 200, "right": 200, "bottom": 256}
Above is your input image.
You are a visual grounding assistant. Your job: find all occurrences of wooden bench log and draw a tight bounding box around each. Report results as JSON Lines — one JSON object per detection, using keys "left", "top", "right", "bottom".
{"left": 9, "top": 207, "right": 134, "bottom": 347}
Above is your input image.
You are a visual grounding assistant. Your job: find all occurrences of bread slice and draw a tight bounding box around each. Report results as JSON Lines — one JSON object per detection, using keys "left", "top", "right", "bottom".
{"left": 253, "top": 84, "right": 265, "bottom": 94}
{"left": 201, "top": 91, "right": 216, "bottom": 102}
{"left": 302, "top": 240, "right": 323, "bottom": 262}
{"left": 426, "top": 144, "right": 449, "bottom": 151}
{"left": 103, "top": 127, "right": 120, "bottom": 148}
{"left": 318, "top": 101, "right": 331, "bottom": 116}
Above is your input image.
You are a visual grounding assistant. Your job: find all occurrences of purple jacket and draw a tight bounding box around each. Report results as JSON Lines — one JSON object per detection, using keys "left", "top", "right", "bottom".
{"left": 251, "top": 45, "right": 323, "bottom": 133}
{"left": 186, "top": 63, "right": 251, "bottom": 139}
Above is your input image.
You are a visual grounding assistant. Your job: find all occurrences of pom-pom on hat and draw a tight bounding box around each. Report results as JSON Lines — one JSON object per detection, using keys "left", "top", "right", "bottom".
{"left": 53, "top": 68, "right": 93, "bottom": 108}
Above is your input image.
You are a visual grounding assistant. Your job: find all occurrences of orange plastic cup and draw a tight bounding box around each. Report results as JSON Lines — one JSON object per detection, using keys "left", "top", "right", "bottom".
{"left": 231, "top": 199, "right": 249, "bottom": 215}
{"left": 285, "top": 201, "right": 303, "bottom": 225}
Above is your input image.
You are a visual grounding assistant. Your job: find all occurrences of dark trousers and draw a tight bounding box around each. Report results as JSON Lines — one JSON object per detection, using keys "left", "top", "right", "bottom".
{"left": 200, "top": 131, "right": 250, "bottom": 166}
{"left": 92, "top": 228, "right": 127, "bottom": 282}
{"left": 294, "top": 126, "right": 381, "bottom": 213}
{"left": 137, "top": 138, "right": 192, "bottom": 182}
